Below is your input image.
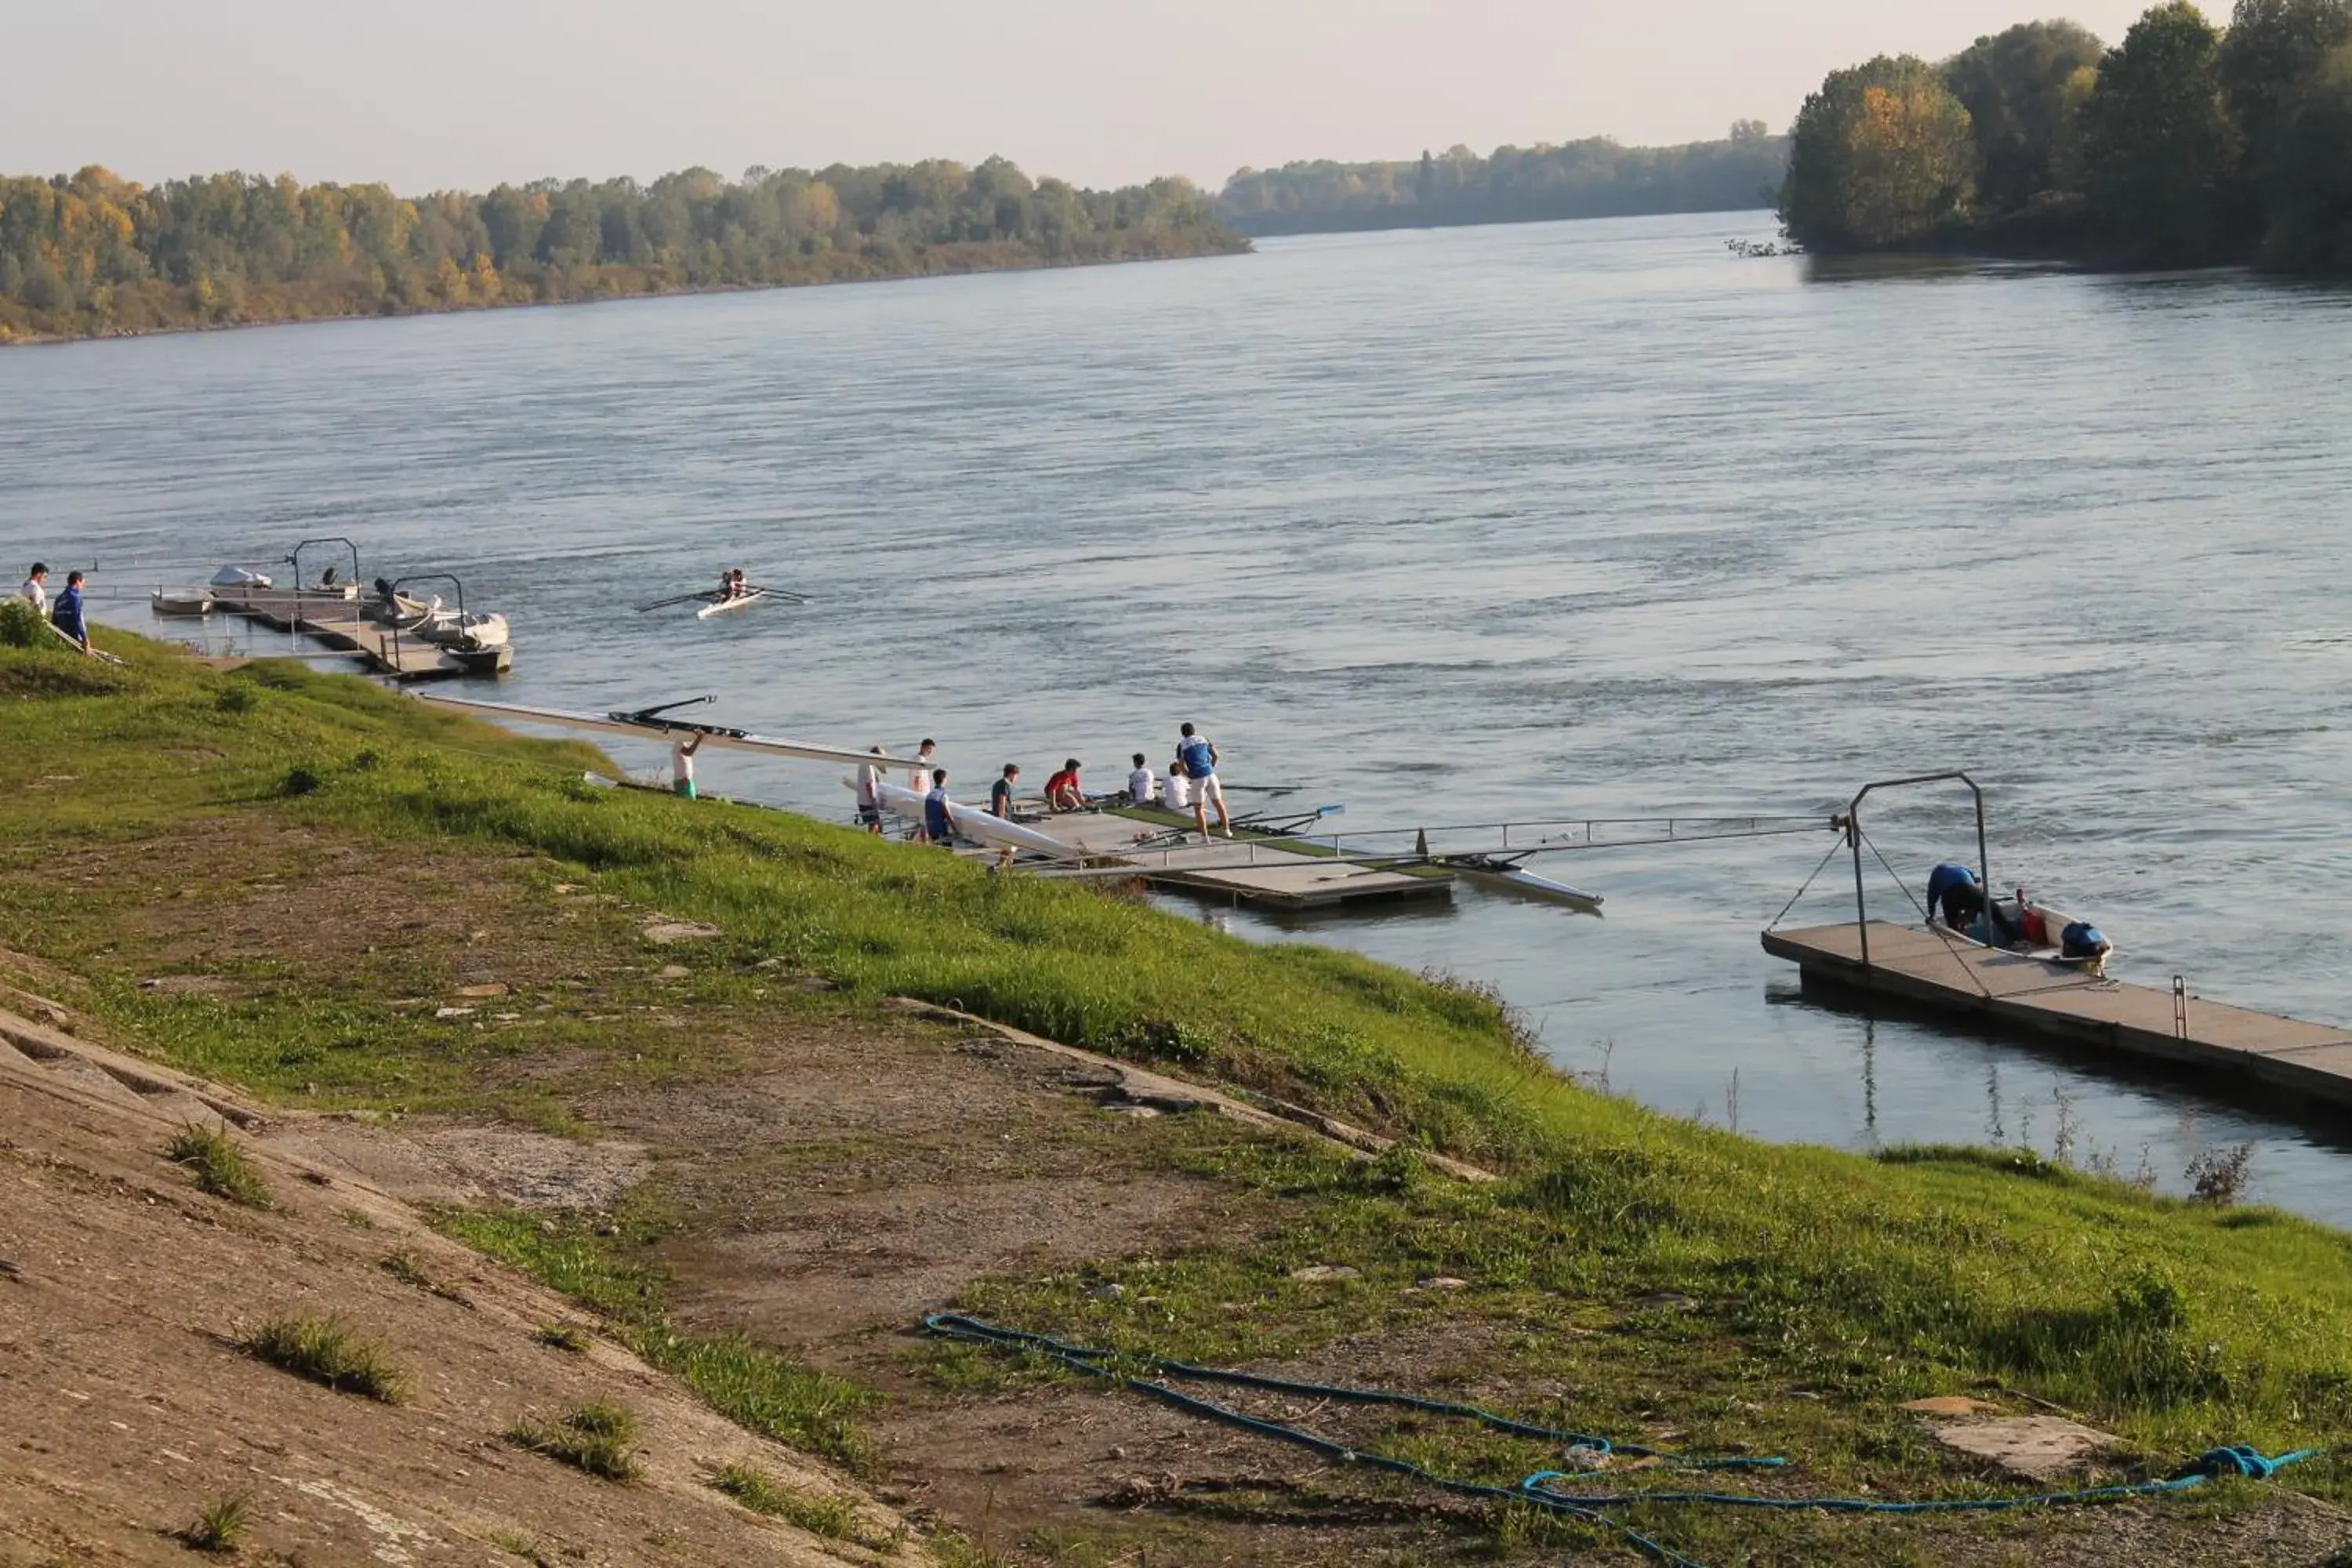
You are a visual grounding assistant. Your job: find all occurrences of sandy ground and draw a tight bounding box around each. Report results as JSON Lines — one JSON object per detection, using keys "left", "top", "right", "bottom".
{"left": 0, "top": 1008, "right": 922, "bottom": 1568}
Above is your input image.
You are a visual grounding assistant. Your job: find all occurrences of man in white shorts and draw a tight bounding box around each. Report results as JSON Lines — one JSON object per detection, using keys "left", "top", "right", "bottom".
{"left": 1177, "top": 722, "right": 1232, "bottom": 841}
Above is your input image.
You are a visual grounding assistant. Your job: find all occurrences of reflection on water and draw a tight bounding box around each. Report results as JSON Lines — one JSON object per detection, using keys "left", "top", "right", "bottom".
{"left": 8, "top": 210, "right": 2352, "bottom": 1220}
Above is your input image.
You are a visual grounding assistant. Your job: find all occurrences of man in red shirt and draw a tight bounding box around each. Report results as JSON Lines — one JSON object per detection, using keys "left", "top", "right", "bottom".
{"left": 1044, "top": 758, "right": 1084, "bottom": 812}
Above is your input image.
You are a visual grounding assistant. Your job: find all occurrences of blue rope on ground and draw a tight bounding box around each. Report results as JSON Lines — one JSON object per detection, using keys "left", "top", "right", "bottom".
{"left": 922, "top": 1312, "right": 2321, "bottom": 1568}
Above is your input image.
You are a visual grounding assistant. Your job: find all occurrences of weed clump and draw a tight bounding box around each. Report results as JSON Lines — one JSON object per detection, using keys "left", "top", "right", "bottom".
{"left": 212, "top": 681, "right": 258, "bottom": 713}
{"left": 510, "top": 1399, "right": 640, "bottom": 1480}
{"left": 243, "top": 1313, "right": 408, "bottom": 1403}
{"left": 379, "top": 1247, "right": 470, "bottom": 1305}
{"left": 164, "top": 1123, "right": 271, "bottom": 1207}
{"left": 180, "top": 1494, "right": 251, "bottom": 1552}
{"left": 2187, "top": 1142, "right": 2257, "bottom": 1205}
{"left": 280, "top": 764, "right": 323, "bottom": 797}
{"left": 535, "top": 1321, "right": 590, "bottom": 1352}
{"left": 708, "top": 1461, "right": 868, "bottom": 1538}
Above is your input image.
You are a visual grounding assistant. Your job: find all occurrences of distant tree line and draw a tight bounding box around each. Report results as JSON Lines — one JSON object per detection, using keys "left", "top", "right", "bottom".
{"left": 1779, "top": 2, "right": 2352, "bottom": 271}
{"left": 0, "top": 158, "right": 1247, "bottom": 343}
{"left": 1216, "top": 125, "right": 1790, "bottom": 236}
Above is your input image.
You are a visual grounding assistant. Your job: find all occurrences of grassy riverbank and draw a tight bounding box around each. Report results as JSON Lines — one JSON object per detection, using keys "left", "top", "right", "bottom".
{"left": 5, "top": 628, "right": 2351, "bottom": 1563}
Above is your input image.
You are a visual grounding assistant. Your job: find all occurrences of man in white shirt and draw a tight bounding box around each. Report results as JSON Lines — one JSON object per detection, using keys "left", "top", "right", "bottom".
{"left": 19, "top": 562, "right": 47, "bottom": 614}
{"left": 1127, "top": 753, "right": 1156, "bottom": 806}
{"left": 855, "top": 746, "right": 886, "bottom": 833}
{"left": 908, "top": 739, "right": 937, "bottom": 793}
{"left": 671, "top": 733, "right": 702, "bottom": 799}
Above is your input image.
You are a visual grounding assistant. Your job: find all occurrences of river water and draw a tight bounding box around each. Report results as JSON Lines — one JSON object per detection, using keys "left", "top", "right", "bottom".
{"left": 8, "top": 212, "right": 2352, "bottom": 1219}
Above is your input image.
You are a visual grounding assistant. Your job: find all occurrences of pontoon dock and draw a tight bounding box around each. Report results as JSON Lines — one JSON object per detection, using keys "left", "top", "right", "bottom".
{"left": 1763, "top": 920, "right": 2352, "bottom": 1108}
{"left": 211, "top": 583, "right": 507, "bottom": 682}
{"left": 1018, "top": 806, "right": 1455, "bottom": 910}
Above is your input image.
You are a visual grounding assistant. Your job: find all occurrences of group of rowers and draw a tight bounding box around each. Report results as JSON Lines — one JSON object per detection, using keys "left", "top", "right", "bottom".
{"left": 715, "top": 568, "right": 753, "bottom": 601}
{"left": 842, "top": 722, "right": 1237, "bottom": 848}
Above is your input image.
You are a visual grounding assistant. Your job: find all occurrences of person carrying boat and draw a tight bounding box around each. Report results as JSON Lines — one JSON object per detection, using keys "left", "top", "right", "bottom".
{"left": 990, "top": 763, "right": 1021, "bottom": 818}
{"left": 1127, "top": 753, "right": 1156, "bottom": 806}
{"left": 670, "top": 732, "right": 702, "bottom": 800}
{"left": 1045, "top": 759, "right": 1084, "bottom": 812}
{"left": 855, "top": 746, "right": 887, "bottom": 833}
{"left": 50, "top": 570, "right": 91, "bottom": 655}
{"left": 19, "top": 562, "right": 47, "bottom": 614}
{"left": 924, "top": 768, "right": 956, "bottom": 848}
{"left": 1178, "top": 722, "right": 1232, "bottom": 842}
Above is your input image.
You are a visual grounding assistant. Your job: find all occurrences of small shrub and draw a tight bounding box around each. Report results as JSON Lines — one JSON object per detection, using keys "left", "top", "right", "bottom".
{"left": 280, "top": 764, "right": 323, "bottom": 797}
{"left": 708, "top": 1461, "right": 865, "bottom": 1539}
{"left": 2187, "top": 1142, "right": 2257, "bottom": 1205}
{"left": 213, "top": 681, "right": 258, "bottom": 713}
{"left": 244, "top": 1314, "right": 408, "bottom": 1403}
{"left": 535, "top": 1321, "right": 591, "bottom": 1353}
{"left": 181, "top": 1494, "right": 251, "bottom": 1552}
{"left": 510, "top": 1400, "right": 641, "bottom": 1481}
{"left": 164, "top": 1123, "right": 271, "bottom": 1207}
{"left": 0, "top": 597, "right": 44, "bottom": 648}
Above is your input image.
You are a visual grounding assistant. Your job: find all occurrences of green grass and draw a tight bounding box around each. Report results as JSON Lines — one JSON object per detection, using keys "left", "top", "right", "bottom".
{"left": 180, "top": 1494, "right": 250, "bottom": 1552}
{"left": 438, "top": 1208, "right": 880, "bottom": 1474}
{"left": 163, "top": 1123, "right": 272, "bottom": 1207}
{"left": 242, "top": 1313, "right": 408, "bottom": 1403}
{"left": 510, "top": 1400, "right": 641, "bottom": 1481}
{"left": 13, "top": 635, "right": 2352, "bottom": 1547}
{"left": 707, "top": 1461, "right": 898, "bottom": 1546}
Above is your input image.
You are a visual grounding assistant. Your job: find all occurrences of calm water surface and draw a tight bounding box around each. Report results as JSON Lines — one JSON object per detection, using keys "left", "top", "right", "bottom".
{"left": 8, "top": 212, "right": 2352, "bottom": 1218}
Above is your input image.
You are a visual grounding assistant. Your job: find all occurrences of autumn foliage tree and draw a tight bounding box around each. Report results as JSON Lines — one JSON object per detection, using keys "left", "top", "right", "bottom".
{"left": 1780, "top": 56, "right": 1977, "bottom": 250}
{"left": 0, "top": 158, "right": 1246, "bottom": 343}
{"left": 1780, "top": 1, "right": 2352, "bottom": 273}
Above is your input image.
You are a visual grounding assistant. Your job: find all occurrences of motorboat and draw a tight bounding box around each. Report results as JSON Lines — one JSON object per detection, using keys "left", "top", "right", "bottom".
{"left": 151, "top": 588, "right": 215, "bottom": 616}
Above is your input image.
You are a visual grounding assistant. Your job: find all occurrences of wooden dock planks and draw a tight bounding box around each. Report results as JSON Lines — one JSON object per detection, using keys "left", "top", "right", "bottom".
{"left": 209, "top": 585, "right": 497, "bottom": 681}
{"left": 1015, "top": 806, "right": 1454, "bottom": 909}
{"left": 1763, "top": 920, "right": 2352, "bottom": 1105}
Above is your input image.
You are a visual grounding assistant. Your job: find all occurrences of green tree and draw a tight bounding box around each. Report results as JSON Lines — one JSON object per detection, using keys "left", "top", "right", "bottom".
{"left": 2220, "top": 0, "right": 2352, "bottom": 183}
{"left": 1942, "top": 20, "right": 2107, "bottom": 213}
{"left": 2261, "top": 41, "right": 2352, "bottom": 265}
{"left": 1780, "top": 56, "right": 1976, "bottom": 250}
{"left": 2078, "top": 2, "right": 2242, "bottom": 260}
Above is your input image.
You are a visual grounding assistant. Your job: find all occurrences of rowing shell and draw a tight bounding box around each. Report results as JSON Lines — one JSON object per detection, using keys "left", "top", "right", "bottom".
{"left": 1446, "top": 855, "right": 1604, "bottom": 907}
{"left": 417, "top": 694, "right": 913, "bottom": 772}
{"left": 695, "top": 590, "right": 768, "bottom": 620}
{"left": 855, "top": 778, "right": 1085, "bottom": 860}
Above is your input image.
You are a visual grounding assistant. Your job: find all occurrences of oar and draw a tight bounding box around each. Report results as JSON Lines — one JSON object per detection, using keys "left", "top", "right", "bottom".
{"left": 635, "top": 590, "right": 720, "bottom": 613}
{"left": 742, "top": 584, "right": 811, "bottom": 603}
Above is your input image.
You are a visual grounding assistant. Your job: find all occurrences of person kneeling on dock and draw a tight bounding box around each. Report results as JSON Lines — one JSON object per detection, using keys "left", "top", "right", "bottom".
{"left": 924, "top": 768, "right": 956, "bottom": 848}
{"left": 1928, "top": 863, "right": 1984, "bottom": 933}
{"left": 1045, "top": 758, "right": 1084, "bottom": 812}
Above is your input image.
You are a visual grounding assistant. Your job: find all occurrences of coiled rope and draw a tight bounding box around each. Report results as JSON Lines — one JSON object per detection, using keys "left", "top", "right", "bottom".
{"left": 923, "top": 1313, "right": 2318, "bottom": 1568}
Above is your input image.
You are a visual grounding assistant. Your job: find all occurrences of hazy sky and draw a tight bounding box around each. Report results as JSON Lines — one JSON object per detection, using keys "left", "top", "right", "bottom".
{"left": 10, "top": 2, "right": 2153, "bottom": 193}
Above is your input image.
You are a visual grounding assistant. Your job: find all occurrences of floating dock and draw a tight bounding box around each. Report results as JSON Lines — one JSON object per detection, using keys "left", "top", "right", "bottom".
{"left": 1764, "top": 921, "right": 2352, "bottom": 1107}
{"left": 210, "top": 583, "right": 506, "bottom": 682}
{"left": 1018, "top": 806, "right": 1454, "bottom": 910}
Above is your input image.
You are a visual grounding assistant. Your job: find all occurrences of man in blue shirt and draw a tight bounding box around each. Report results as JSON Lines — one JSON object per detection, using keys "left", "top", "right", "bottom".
{"left": 51, "top": 570, "right": 90, "bottom": 654}
{"left": 924, "top": 768, "right": 956, "bottom": 848}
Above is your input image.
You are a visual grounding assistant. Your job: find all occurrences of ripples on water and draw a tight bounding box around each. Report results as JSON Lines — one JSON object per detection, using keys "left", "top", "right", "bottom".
{"left": 7, "top": 212, "right": 2352, "bottom": 1218}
